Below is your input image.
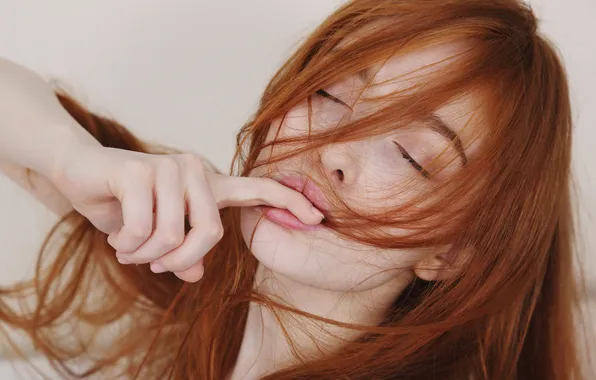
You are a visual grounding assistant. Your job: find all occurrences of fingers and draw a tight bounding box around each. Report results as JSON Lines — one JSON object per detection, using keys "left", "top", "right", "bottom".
{"left": 151, "top": 226, "right": 221, "bottom": 273}
{"left": 173, "top": 261, "right": 204, "bottom": 283}
{"left": 77, "top": 200, "right": 123, "bottom": 235}
{"left": 209, "top": 174, "right": 324, "bottom": 225}
{"left": 107, "top": 163, "right": 154, "bottom": 253}
{"left": 116, "top": 160, "right": 185, "bottom": 263}
{"left": 150, "top": 168, "right": 223, "bottom": 273}
{"left": 107, "top": 154, "right": 323, "bottom": 283}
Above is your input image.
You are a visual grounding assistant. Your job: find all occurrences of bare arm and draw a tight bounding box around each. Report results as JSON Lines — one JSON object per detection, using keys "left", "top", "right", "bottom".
{"left": 0, "top": 57, "right": 319, "bottom": 362}
{"left": 0, "top": 57, "right": 218, "bottom": 360}
{"left": 0, "top": 161, "right": 72, "bottom": 215}
{"left": 0, "top": 57, "right": 223, "bottom": 215}
{"left": 0, "top": 57, "right": 101, "bottom": 214}
{"left": 0, "top": 57, "right": 101, "bottom": 172}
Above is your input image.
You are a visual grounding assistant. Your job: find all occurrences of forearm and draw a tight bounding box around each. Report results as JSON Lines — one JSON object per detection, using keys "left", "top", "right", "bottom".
{"left": 0, "top": 57, "right": 100, "bottom": 178}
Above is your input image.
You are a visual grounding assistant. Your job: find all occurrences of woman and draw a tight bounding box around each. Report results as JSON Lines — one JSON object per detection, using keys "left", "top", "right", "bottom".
{"left": 0, "top": 0, "right": 590, "bottom": 379}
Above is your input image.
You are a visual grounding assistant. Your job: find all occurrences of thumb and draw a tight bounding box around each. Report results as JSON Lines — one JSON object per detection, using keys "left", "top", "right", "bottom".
{"left": 74, "top": 201, "right": 124, "bottom": 235}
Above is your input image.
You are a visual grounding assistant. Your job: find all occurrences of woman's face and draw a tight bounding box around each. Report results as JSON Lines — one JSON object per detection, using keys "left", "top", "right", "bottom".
{"left": 241, "top": 42, "right": 482, "bottom": 292}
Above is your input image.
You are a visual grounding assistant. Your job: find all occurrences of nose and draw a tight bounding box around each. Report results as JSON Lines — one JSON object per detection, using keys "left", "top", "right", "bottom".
{"left": 319, "top": 143, "right": 361, "bottom": 187}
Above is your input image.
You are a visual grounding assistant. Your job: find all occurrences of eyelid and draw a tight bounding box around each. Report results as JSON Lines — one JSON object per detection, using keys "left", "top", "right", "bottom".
{"left": 393, "top": 142, "right": 432, "bottom": 179}
{"left": 315, "top": 89, "right": 352, "bottom": 110}
{"left": 316, "top": 88, "right": 433, "bottom": 180}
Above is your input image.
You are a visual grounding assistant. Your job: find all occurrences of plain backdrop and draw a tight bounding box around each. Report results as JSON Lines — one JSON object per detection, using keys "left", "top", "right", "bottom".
{"left": 0, "top": 0, "right": 594, "bottom": 377}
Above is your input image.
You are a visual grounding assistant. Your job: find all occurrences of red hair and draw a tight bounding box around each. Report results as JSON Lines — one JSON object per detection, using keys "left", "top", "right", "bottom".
{"left": 0, "top": 0, "right": 591, "bottom": 379}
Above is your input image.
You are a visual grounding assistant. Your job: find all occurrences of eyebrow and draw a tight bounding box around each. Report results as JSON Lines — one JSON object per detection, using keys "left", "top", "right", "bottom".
{"left": 354, "top": 68, "right": 469, "bottom": 165}
{"left": 423, "top": 114, "right": 468, "bottom": 166}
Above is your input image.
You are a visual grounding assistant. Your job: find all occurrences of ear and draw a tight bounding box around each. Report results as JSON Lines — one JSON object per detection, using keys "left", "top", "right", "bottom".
{"left": 413, "top": 251, "right": 466, "bottom": 282}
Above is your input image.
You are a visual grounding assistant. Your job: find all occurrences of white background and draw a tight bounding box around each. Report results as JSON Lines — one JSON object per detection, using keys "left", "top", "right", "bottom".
{"left": 0, "top": 0, "right": 594, "bottom": 377}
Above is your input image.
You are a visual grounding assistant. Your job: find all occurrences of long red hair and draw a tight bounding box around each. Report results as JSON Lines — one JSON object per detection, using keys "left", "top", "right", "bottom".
{"left": 0, "top": 0, "right": 591, "bottom": 379}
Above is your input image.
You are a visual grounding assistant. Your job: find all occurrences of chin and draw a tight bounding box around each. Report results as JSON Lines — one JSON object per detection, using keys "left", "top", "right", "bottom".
{"left": 239, "top": 207, "right": 406, "bottom": 292}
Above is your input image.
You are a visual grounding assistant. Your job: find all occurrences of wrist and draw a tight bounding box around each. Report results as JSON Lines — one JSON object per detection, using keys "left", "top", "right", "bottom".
{"left": 45, "top": 121, "right": 101, "bottom": 184}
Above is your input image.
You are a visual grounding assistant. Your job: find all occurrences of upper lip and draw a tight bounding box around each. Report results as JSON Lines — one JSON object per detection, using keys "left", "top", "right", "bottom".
{"left": 275, "top": 175, "right": 330, "bottom": 214}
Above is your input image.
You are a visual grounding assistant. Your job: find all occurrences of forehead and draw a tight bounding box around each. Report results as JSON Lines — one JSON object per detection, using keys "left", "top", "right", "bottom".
{"left": 358, "top": 42, "right": 484, "bottom": 148}
{"left": 373, "top": 42, "right": 467, "bottom": 92}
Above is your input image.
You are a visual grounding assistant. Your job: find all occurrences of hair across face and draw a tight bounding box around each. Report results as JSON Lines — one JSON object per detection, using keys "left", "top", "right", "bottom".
{"left": 0, "top": 1, "right": 585, "bottom": 380}
{"left": 227, "top": 1, "right": 582, "bottom": 378}
{"left": 240, "top": 41, "right": 485, "bottom": 292}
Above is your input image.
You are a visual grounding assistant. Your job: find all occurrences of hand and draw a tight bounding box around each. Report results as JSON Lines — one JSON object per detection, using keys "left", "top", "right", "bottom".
{"left": 51, "top": 146, "right": 324, "bottom": 282}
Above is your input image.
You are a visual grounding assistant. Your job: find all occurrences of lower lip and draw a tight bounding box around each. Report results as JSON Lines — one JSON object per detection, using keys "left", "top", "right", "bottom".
{"left": 259, "top": 207, "right": 321, "bottom": 232}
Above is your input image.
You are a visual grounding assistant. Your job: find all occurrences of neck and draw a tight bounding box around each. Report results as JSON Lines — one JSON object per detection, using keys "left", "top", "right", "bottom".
{"left": 230, "top": 264, "right": 413, "bottom": 380}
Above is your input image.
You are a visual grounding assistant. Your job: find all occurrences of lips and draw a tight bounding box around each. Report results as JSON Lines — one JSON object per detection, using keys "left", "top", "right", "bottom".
{"left": 276, "top": 175, "right": 330, "bottom": 215}
{"left": 256, "top": 174, "right": 330, "bottom": 232}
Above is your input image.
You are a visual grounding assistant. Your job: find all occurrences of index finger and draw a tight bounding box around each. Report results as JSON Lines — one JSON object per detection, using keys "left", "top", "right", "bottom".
{"left": 207, "top": 173, "right": 324, "bottom": 225}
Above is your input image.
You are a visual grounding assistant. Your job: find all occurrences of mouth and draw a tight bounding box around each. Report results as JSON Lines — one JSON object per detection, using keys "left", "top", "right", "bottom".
{"left": 275, "top": 175, "right": 330, "bottom": 215}
{"left": 257, "top": 175, "right": 330, "bottom": 232}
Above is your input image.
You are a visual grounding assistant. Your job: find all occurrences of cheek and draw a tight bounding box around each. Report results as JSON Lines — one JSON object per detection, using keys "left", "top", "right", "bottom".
{"left": 341, "top": 142, "right": 422, "bottom": 210}
{"left": 240, "top": 208, "right": 421, "bottom": 292}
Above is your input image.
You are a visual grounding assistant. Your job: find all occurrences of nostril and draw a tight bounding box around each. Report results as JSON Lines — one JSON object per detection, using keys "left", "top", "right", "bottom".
{"left": 334, "top": 169, "right": 345, "bottom": 182}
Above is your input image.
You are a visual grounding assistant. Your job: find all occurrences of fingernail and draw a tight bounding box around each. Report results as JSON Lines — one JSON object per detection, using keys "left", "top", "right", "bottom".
{"left": 311, "top": 207, "right": 325, "bottom": 220}
{"left": 150, "top": 262, "right": 167, "bottom": 274}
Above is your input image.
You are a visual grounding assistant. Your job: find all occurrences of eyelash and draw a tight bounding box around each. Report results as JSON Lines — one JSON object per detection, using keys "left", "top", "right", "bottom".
{"left": 315, "top": 89, "right": 350, "bottom": 108}
{"left": 316, "top": 89, "right": 431, "bottom": 179}
{"left": 394, "top": 142, "right": 431, "bottom": 179}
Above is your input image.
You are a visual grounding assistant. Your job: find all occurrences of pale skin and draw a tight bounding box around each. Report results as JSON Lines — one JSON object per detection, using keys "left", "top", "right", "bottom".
{"left": 0, "top": 42, "right": 479, "bottom": 379}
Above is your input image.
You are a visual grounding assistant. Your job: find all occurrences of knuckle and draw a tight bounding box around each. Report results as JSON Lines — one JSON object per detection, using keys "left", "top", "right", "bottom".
{"left": 125, "top": 160, "right": 153, "bottom": 179}
{"left": 157, "top": 157, "right": 180, "bottom": 174}
{"left": 262, "top": 179, "right": 283, "bottom": 197}
{"left": 204, "top": 223, "right": 224, "bottom": 241}
{"left": 242, "top": 178, "right": 269, "bottom": 200}
{"left": 181, "top": 154, "right": 205, "bottom": 172}
{"left": 292, "top": 192, "right": 308, "bottom": 205}
{"left": 158, "top": 231, "right": 185, "bottom": 248}
{"left": 257, "top": 177, "right": 277, "bottom": 189}
{"left": 128, "top": 223, "right": 152, "bottom": 240}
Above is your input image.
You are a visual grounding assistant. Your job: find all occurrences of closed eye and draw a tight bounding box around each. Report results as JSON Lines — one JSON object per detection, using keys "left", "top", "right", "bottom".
{"left": 317, "top": 88, "right": 433, "bottom": 179}
{"left": 316, "top": 89, "right": 352, "bottom": 110}
{"left": 393, "top": 142, "right": 431, "bottom": 179}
